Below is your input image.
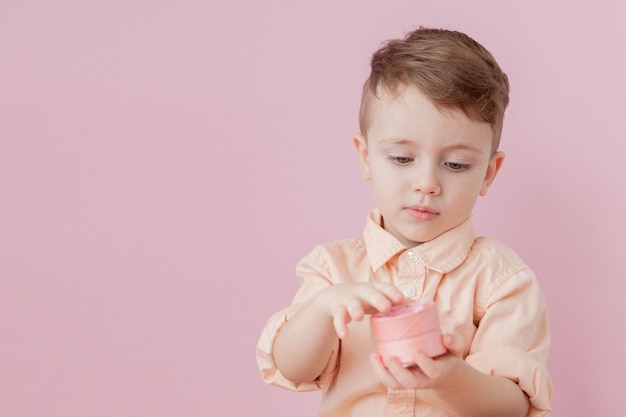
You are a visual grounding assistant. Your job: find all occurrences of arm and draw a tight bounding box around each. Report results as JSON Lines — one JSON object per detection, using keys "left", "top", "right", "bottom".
{"left": 432, "top": 357, "right": 529, "bottom": 417}
{"left": 371, "top": 334, "right": 529, "bottom": 417}
{"left": 272, "top": 294, "right": 338, "bottom": 384}
{"left": 370, "top": 266, "right": 551, "bottom": 416}
{"left": 442, "top": 361, "right": 529, "bottom": 417}
{"left": 274, "top": 282, "right": 404, "bottom": 384}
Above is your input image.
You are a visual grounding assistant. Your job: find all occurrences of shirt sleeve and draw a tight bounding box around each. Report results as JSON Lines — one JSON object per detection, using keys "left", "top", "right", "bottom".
{"left": 465, "top": 268, "right": 553, "bottom": 417}
{"left": 256, "top": 246, "right": 340, "bottom": 392}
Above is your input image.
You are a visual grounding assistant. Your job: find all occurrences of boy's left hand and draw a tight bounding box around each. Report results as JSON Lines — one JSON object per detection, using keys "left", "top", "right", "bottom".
{"left": 369, "top": 333, "right": 464, "bottom": 390}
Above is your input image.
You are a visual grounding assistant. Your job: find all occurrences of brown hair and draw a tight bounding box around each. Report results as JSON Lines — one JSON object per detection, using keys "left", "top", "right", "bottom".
{"left": 359, "top": 27, "right": 510, "bottom": 151}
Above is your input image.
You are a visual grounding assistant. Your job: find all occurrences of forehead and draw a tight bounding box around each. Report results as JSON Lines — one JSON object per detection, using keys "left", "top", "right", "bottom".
{"left": 366, "top": 85, "right": 493, "bottom": 148}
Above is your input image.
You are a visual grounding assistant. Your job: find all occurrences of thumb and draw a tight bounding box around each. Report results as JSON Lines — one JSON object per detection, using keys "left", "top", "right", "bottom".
{"left": 442, "top": 333, "right": 464, "bottom": 357}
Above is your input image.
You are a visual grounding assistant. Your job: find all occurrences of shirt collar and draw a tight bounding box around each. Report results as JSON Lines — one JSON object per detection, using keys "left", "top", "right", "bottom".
{"left": 363, "top": 209, "right": 475, "bottom": 273}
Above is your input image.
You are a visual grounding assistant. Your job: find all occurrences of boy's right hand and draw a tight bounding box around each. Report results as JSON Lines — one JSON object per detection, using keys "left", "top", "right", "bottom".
{"left": 314, "top": 283, "right": 404, "bottom": 339}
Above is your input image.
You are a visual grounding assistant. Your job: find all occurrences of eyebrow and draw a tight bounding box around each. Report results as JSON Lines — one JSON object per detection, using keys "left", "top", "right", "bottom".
{"left": 378, "top": 137, "right": 414, "bottom": 145}
{"left": 378, "top": 137, "right": 483, "bottom": 154}
{"left": 441, "top": 143, "right": 483, "bottom": 154}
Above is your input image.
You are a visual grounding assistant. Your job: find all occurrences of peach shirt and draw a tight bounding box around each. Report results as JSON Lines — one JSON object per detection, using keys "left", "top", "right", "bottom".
{"left": 257, "top": 210, "right": 552, "bottom": 417}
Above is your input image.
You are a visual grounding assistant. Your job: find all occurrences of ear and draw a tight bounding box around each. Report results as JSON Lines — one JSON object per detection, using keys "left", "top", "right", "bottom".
{"left": 353, "top": 133, "right": 371, "bottom": 181}
{"left": 479, "top": 151, "right": 505, "bottom": 196}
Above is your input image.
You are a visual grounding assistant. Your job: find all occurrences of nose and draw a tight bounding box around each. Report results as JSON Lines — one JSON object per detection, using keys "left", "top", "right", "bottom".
{"left": 412, "top": 164, "right": 441, "bottom": 195}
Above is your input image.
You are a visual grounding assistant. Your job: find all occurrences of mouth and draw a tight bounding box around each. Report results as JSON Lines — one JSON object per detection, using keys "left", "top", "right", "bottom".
{"left": 405, "top": 205, "right": 439, "bottom": 221}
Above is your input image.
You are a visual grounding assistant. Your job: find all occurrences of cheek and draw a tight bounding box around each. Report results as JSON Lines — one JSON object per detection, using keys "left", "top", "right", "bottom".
{"left": 369, "top": 164, "right": 395, "bottom": 188}
{"left": 370, "top": 174, "right": 403, "bottom": 203}
{"left": 446, "top": 177, "right": 482, "bottom": 205}
{"left": 371, "top": 178, "right": 392, "bottom": 198}
{"left": 460, "top": 171, "right": 487, "bottom": 192}
{"left": 456, "top": 183, "right": 482, "bottom": 211}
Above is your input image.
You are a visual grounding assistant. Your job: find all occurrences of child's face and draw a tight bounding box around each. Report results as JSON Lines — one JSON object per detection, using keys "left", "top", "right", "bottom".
{"left": 354, "top": 85, "right": 504, "bottom": 247}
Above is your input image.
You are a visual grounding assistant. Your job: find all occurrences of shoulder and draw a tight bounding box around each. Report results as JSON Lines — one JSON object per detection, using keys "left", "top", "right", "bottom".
{"left": 470, "top": 236, "right": 528, "bottom": 271}
{"left": 301, "top": 237, "right": 367, "bottom": 267}
{"left": 296, "top": 237, "right": 368, "bottom": 281}
{"left": 467, "top": 236, "right": 539, "bottom": 304}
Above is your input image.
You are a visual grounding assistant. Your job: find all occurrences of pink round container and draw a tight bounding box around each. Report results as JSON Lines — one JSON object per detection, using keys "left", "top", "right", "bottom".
{"left": 370, "top": 300, "right": 446, "bottom": 365}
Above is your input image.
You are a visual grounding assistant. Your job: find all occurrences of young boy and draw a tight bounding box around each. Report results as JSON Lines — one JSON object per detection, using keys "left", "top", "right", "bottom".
{"left": 257, "top": 27, "right": 552, "bottom": 417}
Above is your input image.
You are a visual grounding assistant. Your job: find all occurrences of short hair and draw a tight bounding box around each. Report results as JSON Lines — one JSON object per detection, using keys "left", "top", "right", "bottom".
{"left": 359, "top": 27, "right": 510, "bottom": 151}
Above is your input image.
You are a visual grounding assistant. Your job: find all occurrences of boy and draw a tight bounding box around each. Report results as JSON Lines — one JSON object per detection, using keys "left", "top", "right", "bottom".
{"left": 257, "top": 27, "right": 552, "bottom": 417}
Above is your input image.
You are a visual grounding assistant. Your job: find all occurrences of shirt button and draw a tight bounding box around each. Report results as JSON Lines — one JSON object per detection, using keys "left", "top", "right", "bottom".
{"left": 407, "top": 251, "right": 417, "bottom": 262}
{"left": 402, "top": 286, "right": 416, "bottom": 298}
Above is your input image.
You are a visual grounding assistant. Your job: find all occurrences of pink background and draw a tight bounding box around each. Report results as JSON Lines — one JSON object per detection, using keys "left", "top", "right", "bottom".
{"left": 1, "top": 1, "right": 624, "bottom": 416}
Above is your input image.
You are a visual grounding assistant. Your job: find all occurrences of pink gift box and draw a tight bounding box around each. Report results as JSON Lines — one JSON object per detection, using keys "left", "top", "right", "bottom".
{"left": 370, "top": 300, "right": 446, "bottom": 365}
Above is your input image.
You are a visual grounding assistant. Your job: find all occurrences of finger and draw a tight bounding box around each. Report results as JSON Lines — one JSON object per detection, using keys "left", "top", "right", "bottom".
{"left": 369, "top": 354, "right": 403, "bottom": 389}
{"left": 345, "top": 299, "right": 366, "bottom": 322}
{"left": 360, "top": 287, "right": 400, "bottom": 314}
{"left": 372, "top": 283, "right": 405, "bottom": 304}
{"left": 441, "top": 333, "right": 461, "bottom": 357}
{"left": 411, "top": 351, "right": 442, "bottom": 380}
{"left": 361, "top": 293, "right": 393, "bottom": 315}
{"left": 332, "top": 306, "right": 350, "bottom": 339}
{"left": 380, "top": 356, "right": 432, "bottom": 390}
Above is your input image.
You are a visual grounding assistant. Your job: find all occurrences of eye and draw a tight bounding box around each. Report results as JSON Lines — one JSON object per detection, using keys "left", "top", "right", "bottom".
{"left": 388, "top": 156, "right": 413, "bottom": 165}
{"left": 445, "top": 161, "right": 470, "bottom": 171}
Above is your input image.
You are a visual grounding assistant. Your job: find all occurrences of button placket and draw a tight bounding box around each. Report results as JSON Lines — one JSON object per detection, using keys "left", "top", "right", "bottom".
{"left": 397, "top": 250, "right": 421, "bottom": 300}
{"left": 401, "top": 285, "right": 416, "bottom": 298}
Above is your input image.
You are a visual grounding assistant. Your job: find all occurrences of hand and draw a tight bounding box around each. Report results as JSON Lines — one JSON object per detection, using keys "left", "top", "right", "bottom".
{"left": 369, "top": 333, "right": 465, "bottom": 390}
{"left": 315, "top": 282, "right": 404, "bottom": 339}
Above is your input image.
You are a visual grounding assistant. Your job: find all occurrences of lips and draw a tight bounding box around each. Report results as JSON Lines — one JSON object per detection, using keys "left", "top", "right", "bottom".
{"left": 405, "top": 205, "right": 439, "bottom": 221}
